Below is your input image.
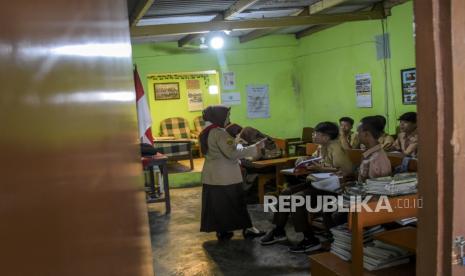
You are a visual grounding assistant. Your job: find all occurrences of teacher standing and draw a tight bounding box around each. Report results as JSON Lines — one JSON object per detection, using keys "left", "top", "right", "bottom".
{"left": 199, "top": 105, "right": 265, "bottom": 240}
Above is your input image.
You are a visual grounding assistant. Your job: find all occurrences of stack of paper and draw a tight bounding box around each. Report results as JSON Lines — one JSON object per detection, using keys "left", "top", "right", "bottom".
{"left": 330, "top": 224, "right": 385, "bottom": 261}
{"left": 396, "top": 217, "right": 417, "bottom": 226}
{"left": 364, "top": 240, "right": 411, "bottom": 271}
{"left": 365, "top": 173, "right": 417, "bottom": 196}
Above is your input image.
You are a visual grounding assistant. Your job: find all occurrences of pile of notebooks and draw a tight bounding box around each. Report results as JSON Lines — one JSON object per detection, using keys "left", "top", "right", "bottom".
{"left": 364, "top": 240, "right": 412, "bottom": 271}
{"left": 365, "top": 173, "right": 418, "bottom": 196}
{"left": 330, "top": 224, "right": 385, "bottom": 261}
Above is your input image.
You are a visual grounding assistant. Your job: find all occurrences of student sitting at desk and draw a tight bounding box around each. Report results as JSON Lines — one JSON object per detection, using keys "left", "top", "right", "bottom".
{"left": 388, "top": 112, "right": 418, "bottom": 157}
{"left": 304, "top": 121, "right": 354, "bottom": 176}
{"left": 339, "top": 117, "right": 360, "bottom": 150}
{"left": 357, "top": 116, "right": 392, "bottom": 182}
{"left": 260, "top": 122, "right": 353, "bottom": 253}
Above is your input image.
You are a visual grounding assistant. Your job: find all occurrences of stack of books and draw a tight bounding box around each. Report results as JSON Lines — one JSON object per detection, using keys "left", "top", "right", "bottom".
{"left": 330, "top": 224, "right": 385, "bottom": 261}
{"left": 365, "top": 173, "right": 417, "bottom": 196}
{"left": 364, "top": 240, "right": 411, "bottom": 271}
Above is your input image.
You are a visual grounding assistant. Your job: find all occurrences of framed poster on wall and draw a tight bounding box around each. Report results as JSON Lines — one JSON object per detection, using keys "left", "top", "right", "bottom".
{"left": 154, "top": 83, "right": 180, "bottom": 100}
{"left": 401, "top": 68, "right": 417, "bottom": 105}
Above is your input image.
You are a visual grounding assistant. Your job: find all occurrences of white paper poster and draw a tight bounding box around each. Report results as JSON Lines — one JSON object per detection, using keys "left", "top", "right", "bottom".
{"left": 355, "top": 73, "right": 372, "bottom": 108}
{"left": 247, "top": 85, "right": 269, "bottom": 118}
{"left": 222, "top": 72, "right": 236, "bottom": 90}
{"left": 187, "top": 89, "right": 204, "bottom": 111}
{"left": 186, "top": 79, "right": 203, "bottom": 111}
{"left": 221, "top": 92, "right": 241, "bottom": 106}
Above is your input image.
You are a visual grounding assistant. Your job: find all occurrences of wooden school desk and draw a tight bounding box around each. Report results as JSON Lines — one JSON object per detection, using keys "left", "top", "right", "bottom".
{"left": 310, "top": 193, "right": 418, "bottom": 276}
{"left": 250, "top": 156, "right": 300, "bottom": 204}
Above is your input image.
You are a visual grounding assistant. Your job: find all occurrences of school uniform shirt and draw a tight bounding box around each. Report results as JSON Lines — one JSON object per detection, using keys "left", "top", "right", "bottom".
{"left": 339, "top": 131, "right": 360, "bottom": 150}
{"left": 358, "top": 144, "right": 392, "bottom": 182}
{"left": 378, "top": 133, "right": 395, "bottom": 150}
{"left": 360, "top": 133, "right": 395, "bottom": 151}
{"left": 315, "top": 139, "right": 353, "bottom": 175}
{"left": 201, "top": 128, "right": 259, "bottom": 185}
{"left": 393, "top": 130, "right": 418, "bottom": 157}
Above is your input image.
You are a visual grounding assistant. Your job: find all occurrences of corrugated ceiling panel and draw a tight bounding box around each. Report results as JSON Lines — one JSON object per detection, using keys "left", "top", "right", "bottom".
{"left": 251, "top": 0, "right": 319, "bottom": 9}
{"left": 146, "top": 0, "right": 236, "bottom": 17}
{"left": 137, "top": 14, "right": 217, "bottom": 26}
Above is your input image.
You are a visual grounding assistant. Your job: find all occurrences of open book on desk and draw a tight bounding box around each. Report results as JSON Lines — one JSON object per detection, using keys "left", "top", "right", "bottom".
{"left": 292, "top": 156, "right": 322, "bottom": 173}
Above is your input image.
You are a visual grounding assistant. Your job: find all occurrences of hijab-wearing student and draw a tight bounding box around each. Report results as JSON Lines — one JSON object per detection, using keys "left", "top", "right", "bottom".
{"left": 339, "top": 117, "right": 360, "bottom": 150}
{"left": 373, "top": 115, "right": 395, "bottom": 150}
{"left": 390, "top": 112, "right": 418, "bottom": 157}
{"left": 199, "top": 105, "right": 266, "bottom": 240}
{"left": 357, "top": 116, "right": 392, "bottom": 182}
{"left": 260, "top": 122, "right": 353, "bottom": 253}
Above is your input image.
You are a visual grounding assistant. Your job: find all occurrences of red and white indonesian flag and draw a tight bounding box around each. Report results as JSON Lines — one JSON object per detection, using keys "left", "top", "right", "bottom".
{"left": 134, "top": 67, "right": 154, "bottom": 145}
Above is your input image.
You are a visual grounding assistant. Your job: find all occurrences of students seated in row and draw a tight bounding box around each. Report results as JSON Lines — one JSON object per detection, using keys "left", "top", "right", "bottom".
{"left": 339, "top": 117, "right": 360, "bottom": 150}
{"left": 389, "top": 112, "right": 418, "bottom": 157}
{"left": 260, "top": 122, "right": 352, "bottom": 252}
{"left": 357, "top": 116, "right": 392, "bottom": 182}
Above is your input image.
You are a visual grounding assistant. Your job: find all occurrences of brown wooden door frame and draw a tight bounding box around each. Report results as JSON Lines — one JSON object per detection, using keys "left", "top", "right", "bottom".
{"left": 451, "top": 0, "right": 465, "bottom": 274}
{"left": 415, "top": 0, "right": 465, "bottom": 274}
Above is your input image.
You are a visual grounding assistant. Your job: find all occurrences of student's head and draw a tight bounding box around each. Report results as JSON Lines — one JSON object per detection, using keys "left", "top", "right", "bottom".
{"left": 398, "top": 112, "right": 417, "bottom": 133}
{"left": 225, "top": 123, "right": 243, "bottom": 137}
{"left": 373, "top": 115, "right": 387, "bottom": 132}
{"left": 339, "top": 117, "right": 354, "bottom": 133}
{"left": 313, "top": 122, "right": 339, "bottom": 145}
{"left": 357, "top": 116, "right": 384, "bottom": 145}
{"left": 202, "top": 105, "right": 231, "bottom": 127}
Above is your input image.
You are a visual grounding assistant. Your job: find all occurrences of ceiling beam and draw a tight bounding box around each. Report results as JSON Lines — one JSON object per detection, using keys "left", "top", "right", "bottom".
{"left": 309, "top": 0, "right": 352, "bottom": 14}
{"left": 295, "top": 23, "right": 341, "bottom": 39}
{"left": 129, "top": 0, "right": 154, "bottom": 27}
{"left": 295, "top": 2, "right": 386, "bottom": 39}
{"left": 178, "top": 0, "right": 259, "bottom": 47}
{"left": 239, "top": 0, "right": 354, "bottom": 43}
{"left": 239, "top": 7, "right": 308, "bottom": 44}
{"left": 178, "top": 14, "right": 222, "bottom": 47}
{"left": 131, "top": 9, "right": 385, "bottom": 38}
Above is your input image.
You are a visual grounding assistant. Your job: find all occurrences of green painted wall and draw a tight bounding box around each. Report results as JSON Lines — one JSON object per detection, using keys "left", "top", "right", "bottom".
{"left": 296, "top": 1, "right": 416, "bottom": 134}
{"left": 131, "top": 1, "right": 415, "bottom": 138}
{"left": 132, "top": 36, "right": 302, "bottom": 138}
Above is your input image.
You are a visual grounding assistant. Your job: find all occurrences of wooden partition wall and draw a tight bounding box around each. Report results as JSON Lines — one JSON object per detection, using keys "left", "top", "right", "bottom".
{"left": 0, "top": 1, "right": 153, "bottom": 275}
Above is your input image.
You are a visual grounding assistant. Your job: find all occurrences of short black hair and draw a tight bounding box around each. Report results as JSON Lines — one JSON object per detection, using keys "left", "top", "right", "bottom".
{"left": 373, "top": 115, "right": 387, "bottom": 130}
{"left": 339, "top": 117, "right": 354, "bottom": 126}
{"left": 398, "top": 112, "right": 417, "bottom": 123}
{"left": 359, "top": 116, "right": 384, "bottom": 139}
{"left": 314, "top": 121, "right": 339, "bottom": 140}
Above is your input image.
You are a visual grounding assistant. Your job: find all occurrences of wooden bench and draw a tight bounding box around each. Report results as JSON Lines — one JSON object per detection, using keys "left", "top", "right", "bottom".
{"left": 310, "top": 194, "right": 418, "bottom": 276}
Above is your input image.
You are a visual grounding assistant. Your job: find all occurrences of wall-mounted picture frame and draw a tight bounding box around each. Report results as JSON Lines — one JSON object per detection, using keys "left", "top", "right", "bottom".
{"left": 401, "top": 68, "right": 417, "bottom": 105}
{"left": 154, "top": 83, "right": 180, "bottom": 100}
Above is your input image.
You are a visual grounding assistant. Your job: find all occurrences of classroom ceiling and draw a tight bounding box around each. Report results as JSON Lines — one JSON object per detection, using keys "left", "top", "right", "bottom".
{"left": 128, "top": 0, "right": 409, "bottom": 46}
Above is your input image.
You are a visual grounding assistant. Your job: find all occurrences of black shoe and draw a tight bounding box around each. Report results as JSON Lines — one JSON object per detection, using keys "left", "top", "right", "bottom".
{"left": 289, "top": 238, "right": 321, "bottom": 253}
{"left": 259, "top": 229, "right": 287, "bottom": 245}
{"left": 216, "top": 231, "right": 234, "bottom": 241}
{"left": 242, "top": 227, "right": 266, "bottom": 239}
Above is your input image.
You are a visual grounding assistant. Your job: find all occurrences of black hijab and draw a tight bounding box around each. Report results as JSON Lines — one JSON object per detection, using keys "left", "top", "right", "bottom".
{"left": 199, "top": 105, "right": 231, "bottom": 154}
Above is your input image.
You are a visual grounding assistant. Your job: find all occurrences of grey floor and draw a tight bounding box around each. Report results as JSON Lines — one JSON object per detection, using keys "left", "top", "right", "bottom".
{"left": 147, "top": 186, "right": 311, "bottom": 276}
